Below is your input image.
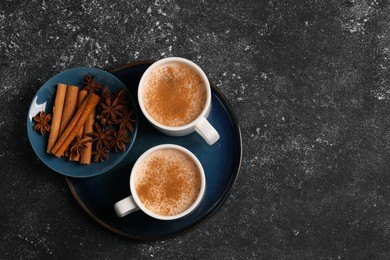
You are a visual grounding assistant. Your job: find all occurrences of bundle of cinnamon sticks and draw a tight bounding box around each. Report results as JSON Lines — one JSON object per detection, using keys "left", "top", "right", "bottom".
{"left": 46, "top": 83, "right": 99, "bottom": 165}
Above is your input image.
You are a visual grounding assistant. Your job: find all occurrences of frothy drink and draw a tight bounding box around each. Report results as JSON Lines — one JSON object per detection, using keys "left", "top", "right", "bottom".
{"left": 135, "top": 148, "right": 202, "bottom": 216}
{"left": 143, "top": 62, "right": 207, "bottom": 127}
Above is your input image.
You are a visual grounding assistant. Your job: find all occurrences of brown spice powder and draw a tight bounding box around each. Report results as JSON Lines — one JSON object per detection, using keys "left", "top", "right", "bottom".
{"left": 144, "top": 63, "right": 207, "bottom": 127}
{"left": 135, "top": 149, "right": 201, "bottom": 216}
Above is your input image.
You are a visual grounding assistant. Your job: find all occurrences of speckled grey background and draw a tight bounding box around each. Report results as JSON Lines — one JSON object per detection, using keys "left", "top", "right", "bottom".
{"left": 1, "top": 0, "right": 390, "bottom": 259}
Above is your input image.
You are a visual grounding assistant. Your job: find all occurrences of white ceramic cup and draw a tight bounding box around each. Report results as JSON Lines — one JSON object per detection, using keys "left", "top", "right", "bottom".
{"left": 138, "top": 57, "right": 220, "bottom": 145}
{"left": 114, "top": 144, "right": 206, "bottom": 220}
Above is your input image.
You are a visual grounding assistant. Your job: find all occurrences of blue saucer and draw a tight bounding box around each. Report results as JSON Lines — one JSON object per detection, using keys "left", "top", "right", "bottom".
{"left": 27, "top": 68, "right": 137, "bottom": 178}
{"left": 66, "top": 61, "right": 242, "bottom": 239}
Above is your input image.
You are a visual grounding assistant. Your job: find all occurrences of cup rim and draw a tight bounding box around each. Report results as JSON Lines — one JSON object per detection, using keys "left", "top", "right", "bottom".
{"left": 138, "top": 57, "right": 211, "bottom": 131}
{"left": 129, "top": 144, "right": 206, "bottom": 220}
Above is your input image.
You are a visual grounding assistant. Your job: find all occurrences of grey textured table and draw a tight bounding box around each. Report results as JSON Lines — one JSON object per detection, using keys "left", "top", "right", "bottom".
{"left": 2, "top": 0, "right": 390, "bottom": 259}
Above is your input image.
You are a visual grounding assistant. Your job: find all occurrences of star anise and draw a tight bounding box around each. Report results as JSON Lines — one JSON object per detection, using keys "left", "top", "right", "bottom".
{"left": 82, "top": 75, "right": 103, "bottom": 93}
{"left": 114, "top": 88, "right": 128, "bottom": 106}
{"left": 116, "top": 108, "right": 136, "bottom": 132}
{"left": 92, "top": 145, "right": 109, "bottom": 162}
{"left": 69, "top": 136, "right": 90, "bottom": 157}
{"left": 33, "top": 111, "right": 52, "bottom": 135}
{"left": 97, "top": 96, "right": 124, "bottom": 125}
{"left": 110, "top": 129, "right": 131, "bottom": 152}
{"left": 100, "top": 87, "right": 112, "bottom": 100}
{"left": 88, "top": 123, "right": 114, "bottom": 149}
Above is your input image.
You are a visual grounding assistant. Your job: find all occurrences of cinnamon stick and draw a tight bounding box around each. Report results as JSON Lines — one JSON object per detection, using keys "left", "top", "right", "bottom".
{"left": 59, "top": 85, "right": 79, "bottom": 136}
{"left": 51, "top": 93, "right": 100, "bottom": 158}
{"left": 69, "top": 90, "right": 88, "bottom": 162}
{"left": 80, "top": 108, "right": 95, "bottom": 165}
{"left": 46, "top": 84, "right": 67, "bottom": 153}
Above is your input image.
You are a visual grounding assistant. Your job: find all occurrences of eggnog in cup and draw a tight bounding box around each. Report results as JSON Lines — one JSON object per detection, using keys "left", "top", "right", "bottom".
{"left": 114, "top": 144, "right": 206, "bottom": 220}
{"left": 138, "top": 57, "right": 220, "bottom": 145}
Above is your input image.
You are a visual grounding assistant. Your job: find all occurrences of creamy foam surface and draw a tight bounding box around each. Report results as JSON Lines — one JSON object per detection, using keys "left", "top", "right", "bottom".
{"left": 143, "top": 62, "right": 207, "bottom": 127}
{"left": 135, "top": 148, "right": 201, "bottom": 216}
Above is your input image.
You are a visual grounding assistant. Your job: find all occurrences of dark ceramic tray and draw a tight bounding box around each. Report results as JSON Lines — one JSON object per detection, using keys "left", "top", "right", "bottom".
{"left": 66, "top": 60, "right": 242, "bottom": 239}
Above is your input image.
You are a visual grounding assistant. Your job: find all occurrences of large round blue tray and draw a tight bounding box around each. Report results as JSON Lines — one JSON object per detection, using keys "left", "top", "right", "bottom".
{"left": 66, "top": 61, "right": 242, "bottom": 239}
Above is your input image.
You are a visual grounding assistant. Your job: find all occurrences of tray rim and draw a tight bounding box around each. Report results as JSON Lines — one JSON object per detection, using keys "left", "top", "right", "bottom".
{"left": 66, "top": 60, "right": 243, "bottom": 240}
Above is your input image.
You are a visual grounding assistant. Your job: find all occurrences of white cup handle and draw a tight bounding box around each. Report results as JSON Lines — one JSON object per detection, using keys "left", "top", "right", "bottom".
{"left": 114, "top": 196, "right": 140, "bottom": 217}
{"left": 195, "top": 117, "right": 220, "bottom": 145}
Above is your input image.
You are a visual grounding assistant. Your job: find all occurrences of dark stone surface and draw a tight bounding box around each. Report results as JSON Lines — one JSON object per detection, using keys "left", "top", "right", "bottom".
{"left": 1, "top": 0, "right": 390, "bottom": 259}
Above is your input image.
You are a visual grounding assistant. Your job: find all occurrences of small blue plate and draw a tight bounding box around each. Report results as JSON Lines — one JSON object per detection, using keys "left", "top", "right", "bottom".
{"left": 27, "top": 68, "right": 138, "bottom": 178}
{"left": 66, "top": 61, "right": 242, "bottom": 239}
